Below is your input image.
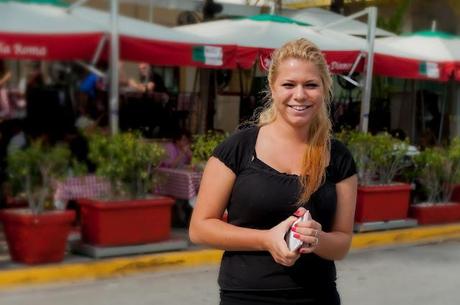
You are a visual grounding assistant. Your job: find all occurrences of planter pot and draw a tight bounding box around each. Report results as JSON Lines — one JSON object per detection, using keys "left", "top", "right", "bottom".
{"left": 4, "top": 196, "right": 28, "bottom": 208}
{"left": 355, "top": 184, "right": 411, "bottom": 223}
{"left": 77, "top": 196, "right": 174, "bottom": 246}
{"left": 409, "top": 203, "right": 460, "bottom": 225}
{"left": 0, "top": 209, "right": 75, "bottom": 264}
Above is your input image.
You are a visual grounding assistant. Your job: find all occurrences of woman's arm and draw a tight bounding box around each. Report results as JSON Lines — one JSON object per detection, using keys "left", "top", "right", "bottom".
{"left": 189, "top": 156, "right": 300, "bottom": 266}
{"left": 296, "top": 174, "right": 358, "bottom": 260}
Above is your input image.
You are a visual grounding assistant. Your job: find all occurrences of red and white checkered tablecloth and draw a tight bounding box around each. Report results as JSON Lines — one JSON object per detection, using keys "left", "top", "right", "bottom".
{"left": 54, "top": 175, "right": 111, "bottom": 201}
{"left": 154, "top": 167, "right": 202, "bottom": 200}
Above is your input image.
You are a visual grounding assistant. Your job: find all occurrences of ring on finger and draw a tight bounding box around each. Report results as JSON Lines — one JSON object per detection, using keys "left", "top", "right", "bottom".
{"left": 313, "top": 230, "right": 318, "bottom": 238}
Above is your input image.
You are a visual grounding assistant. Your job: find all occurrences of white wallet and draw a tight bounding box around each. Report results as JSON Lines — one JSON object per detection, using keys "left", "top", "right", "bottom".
{"left": 285, "top": 210, "right": 311, "bottom": 251}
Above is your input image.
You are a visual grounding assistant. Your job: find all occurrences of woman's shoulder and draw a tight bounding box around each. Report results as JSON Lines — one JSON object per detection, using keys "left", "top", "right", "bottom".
{"left": 330, "top": 138, "right": 351, "bottom": 157}
{"left": 329, "top": 138, "right": 356, "bottom": 182}
{"left": 213, "top": 125, "right": 258, "bottom": 174}
{"left": 220, "top": 125, "right": 259, "bottom": 147}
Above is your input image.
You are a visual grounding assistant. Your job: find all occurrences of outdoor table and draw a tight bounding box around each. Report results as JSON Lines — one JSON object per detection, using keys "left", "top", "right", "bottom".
{"left": 54, "top": 175, "right": 111, "bottom": 204}
{"left": 154, "top": 167, "right": 202, "bottom": 201}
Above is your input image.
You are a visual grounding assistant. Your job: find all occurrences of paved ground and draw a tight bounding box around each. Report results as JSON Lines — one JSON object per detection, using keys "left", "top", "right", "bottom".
{"left": 1, "top": 239, "right": 459, "bottom": 305}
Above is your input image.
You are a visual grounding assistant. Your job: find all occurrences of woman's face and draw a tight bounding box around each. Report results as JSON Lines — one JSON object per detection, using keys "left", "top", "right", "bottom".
{"left": 271, "top": 57, "right": 324, "bottom": 129}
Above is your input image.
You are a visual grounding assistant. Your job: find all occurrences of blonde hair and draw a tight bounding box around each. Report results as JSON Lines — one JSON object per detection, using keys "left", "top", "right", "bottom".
{"left": 258, "top": 38, "right": 333, "bottom": 204}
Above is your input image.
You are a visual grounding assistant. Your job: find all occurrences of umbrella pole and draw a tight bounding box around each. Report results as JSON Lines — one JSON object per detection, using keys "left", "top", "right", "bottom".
{"left": 411, "top": 80, "right": 417, "bottom": 142}
{"left": 109, "top": 0, "right": 120, "bottom": 135}
{"left": 438, "top": 82, "right": 449, "bottom": 144}
{"left": 359, "top": 6, "right": 377, "bottom": 133}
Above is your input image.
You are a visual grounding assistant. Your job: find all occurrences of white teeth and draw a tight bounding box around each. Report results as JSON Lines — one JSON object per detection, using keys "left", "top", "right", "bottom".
{"left": 288, "top": 105, "right": 311, "bottom": 111}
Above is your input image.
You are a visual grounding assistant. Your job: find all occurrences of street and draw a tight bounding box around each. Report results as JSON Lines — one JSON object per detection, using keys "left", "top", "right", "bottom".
{"left": 1, "top": 239, "right": 459, "bottom": 305}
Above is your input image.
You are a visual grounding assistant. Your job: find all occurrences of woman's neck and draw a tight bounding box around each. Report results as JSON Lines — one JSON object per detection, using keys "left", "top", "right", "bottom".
{"left": 269, "top": 119, "right": 309, "bottom": 144}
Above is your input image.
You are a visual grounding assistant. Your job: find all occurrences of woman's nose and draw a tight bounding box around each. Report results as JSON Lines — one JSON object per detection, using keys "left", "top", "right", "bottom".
{"left": 293, "top": 85, "right": 306, "bottom": 100}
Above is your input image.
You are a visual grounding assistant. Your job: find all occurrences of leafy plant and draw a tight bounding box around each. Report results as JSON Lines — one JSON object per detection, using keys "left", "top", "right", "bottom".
{"left": 88, "top": 132, "right": 165, "bottom": 199}
{"left": 191, "top": 130, "right": 227, "bottom": 164}
{"left": 413, "top": 138, "right": 460, "bottom": 203}
{"left": 7, "top": 141, "right": 72, "bottom": 214}
{"left": 336, "top": 130, "right": 410, "bottom": 185}
{"left": 377, "top": 0, "right": 412, "bottom": 35}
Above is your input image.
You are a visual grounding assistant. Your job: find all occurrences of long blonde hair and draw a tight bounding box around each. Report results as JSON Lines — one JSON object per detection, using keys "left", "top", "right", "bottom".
{"left": 258, "top": 38, "right": 333, "bottom": 204}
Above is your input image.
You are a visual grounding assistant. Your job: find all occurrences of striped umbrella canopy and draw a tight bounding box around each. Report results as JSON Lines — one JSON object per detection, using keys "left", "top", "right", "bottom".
{"left": 0, "top": 0, "right": 241, "bottom": 68}
{"left": 0, "top": 1, "right": 105, "bottom": 61}
{"left": 69, "top": 6, "right": 241, "bottom": 69}
{"left": 176, "top": 14, "right": 367, "bottom": 74}
{"left": 374, "top": 30, "right": 460, "bottom": 81}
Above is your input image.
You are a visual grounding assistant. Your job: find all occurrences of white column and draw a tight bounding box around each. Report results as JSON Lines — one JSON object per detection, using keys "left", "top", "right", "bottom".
{"left": 359, "top": 6, "right": 377, "bottom": 133}
{"left": 109, "top": 0, "right": 120, "bottom": 135}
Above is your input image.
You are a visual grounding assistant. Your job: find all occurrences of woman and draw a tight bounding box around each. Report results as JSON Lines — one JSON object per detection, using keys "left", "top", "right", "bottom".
{"left": 190, "top": 38, "right": 357, "bottom": 305}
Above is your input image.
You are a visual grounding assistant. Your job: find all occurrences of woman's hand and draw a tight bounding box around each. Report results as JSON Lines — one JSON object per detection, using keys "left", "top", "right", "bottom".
{"left": 291, "top": 208, "right": 323, "bottom": 254}
{"left": 264, "top": 216, "right": 300, "bottom": 267}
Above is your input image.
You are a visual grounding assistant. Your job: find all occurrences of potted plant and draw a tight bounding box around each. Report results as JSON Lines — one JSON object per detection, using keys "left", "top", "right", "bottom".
{"left": 191, "top": 130, "right": 228, "bottom": 170}
{"left": 77, "top": 132, "right": 174, "bottom": 247}
{"left": 338, "top": 130, "right": 412, "bottom": 223}
{"left": 410, "top": 138, "right": 460, "bottom": 225}
{"left": 190, "top": 130, "right": 229, "bottom": 221}
{"left": 0, "top": 140, "right": 76, "bottom": 264}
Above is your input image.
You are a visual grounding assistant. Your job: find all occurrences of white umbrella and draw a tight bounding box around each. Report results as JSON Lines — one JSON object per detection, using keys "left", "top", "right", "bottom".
{"left": 176, "top": 14, "right": 367, "bottom": 74}
{"left": 0, "top": 1, "right": 240, "bottom": 68}
{"left": 0, "top": 1, "right": 105, "bottom": 60}
{"left": 374, "top": 30, "right": 460, "bottom": 81}
{"left": 69, "top": 6, "right": 240, "bottom": 68}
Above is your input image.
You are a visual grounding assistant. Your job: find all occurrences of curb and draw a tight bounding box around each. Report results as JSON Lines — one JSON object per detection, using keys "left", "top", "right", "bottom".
{"left": 351, "top": 223, "right": 460, "bottom": 249}
{"left": 1, "top": 223, "right": 460, "bottom": 289}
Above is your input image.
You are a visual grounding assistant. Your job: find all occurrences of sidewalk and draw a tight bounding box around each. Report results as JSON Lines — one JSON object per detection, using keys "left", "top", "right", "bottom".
{"left": 1, "top": 222, "right": 460, "bottom": 290}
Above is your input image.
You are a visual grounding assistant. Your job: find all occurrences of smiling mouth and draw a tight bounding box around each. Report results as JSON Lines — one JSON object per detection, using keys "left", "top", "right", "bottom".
{"left": 287, "top": 105, "right": 313, "bottom": 111}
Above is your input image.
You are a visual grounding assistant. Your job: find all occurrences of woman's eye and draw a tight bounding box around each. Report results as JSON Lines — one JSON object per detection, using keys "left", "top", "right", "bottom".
{"left": 305, "top": 83, "right": 319, "bottom": 88}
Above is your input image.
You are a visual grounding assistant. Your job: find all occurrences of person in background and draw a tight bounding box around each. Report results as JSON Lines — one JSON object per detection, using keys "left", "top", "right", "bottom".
{"left": 189, "top": 38, "right": 357, "bottom": 305}
{"left": 160, "top": 129, "right": 192, "bottom": 169}
{"left": 79, "top": 71, "right": 101, "bottom": 102}
{"left": 128, "top": 62, "right": 168, "bottom": 94}
{"left": 0, "top": 60, "right": 12, "bottom": 118}
{"left": 6, "top": 119, "right": 27, "bottom": 156}
{"left": 75, "top": 103, "right": 96, "bottom": 132}
{"left": 129, "top": 62, "right": 155, "bottom": 93}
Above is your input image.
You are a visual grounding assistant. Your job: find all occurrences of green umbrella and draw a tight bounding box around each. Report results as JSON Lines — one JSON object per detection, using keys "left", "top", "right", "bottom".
{"left": 0, "top": 0, "right": 68, "bottom": 6}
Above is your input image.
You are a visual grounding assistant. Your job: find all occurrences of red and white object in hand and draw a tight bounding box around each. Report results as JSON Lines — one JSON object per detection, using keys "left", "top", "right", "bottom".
{"left": 285, "top": 210, "right": 311, "bottom": 252}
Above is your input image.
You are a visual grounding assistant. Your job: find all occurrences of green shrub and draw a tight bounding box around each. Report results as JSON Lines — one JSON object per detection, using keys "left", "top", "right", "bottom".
{"left": 336, "top": 130, "right": 410, "bottom": 185}
{"left": 88, "top": 132, "right": 165, "bottom": 199}
{"left": 413, "top": 138, "right": 460, "bottom": 203}
{"left": 7, "top": 141, "right": 72, "bottom": 214}
{"left": 191, "top": 130, "right": 228, "bottom": 164}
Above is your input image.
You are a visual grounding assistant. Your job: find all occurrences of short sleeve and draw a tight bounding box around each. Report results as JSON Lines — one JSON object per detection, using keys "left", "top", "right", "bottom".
{"left": 212, "top": 127, "right": 257, "bottom": 175}
{"left": 329, "top": 139, "right": 357, "bottom": 183}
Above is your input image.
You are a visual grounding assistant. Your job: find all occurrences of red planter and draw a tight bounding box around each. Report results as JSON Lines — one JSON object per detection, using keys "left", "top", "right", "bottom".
{"left": 355, "top": 184, "right": 411, "bottom": 223}
{"left": 410, "top": 203, "right": 460, "bottom": 225}
{"left": 78, "top": 197, "right": 174, "bottom": 246}
{"left": 0, "top": 209, "right": 75, "bottom": 264}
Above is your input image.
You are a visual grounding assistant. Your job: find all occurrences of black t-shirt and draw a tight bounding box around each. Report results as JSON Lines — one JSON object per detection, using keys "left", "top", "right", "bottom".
{"left": 213, "top": 126, "right": 356, "bottom": 292}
